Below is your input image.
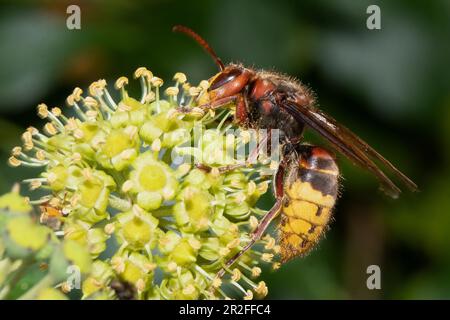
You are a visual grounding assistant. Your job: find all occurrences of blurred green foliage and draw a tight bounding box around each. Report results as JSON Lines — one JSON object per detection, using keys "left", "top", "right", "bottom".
{"left": 0, "top": 0, "right": 449, "bottom": 299}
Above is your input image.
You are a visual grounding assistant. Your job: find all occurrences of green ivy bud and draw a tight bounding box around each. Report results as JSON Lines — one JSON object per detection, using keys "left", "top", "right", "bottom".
{"left": 128, "top": 152, "right": 178, "bottom": 202}
{"left": 170, "top": 238, "right": 198, "bottom": 266}
{"left": 160, "top": 270, "right": 201, "bottom": 300}
{"left": 158, "top": 230, "right": 181, "bottom": 254}
{"left": 173, "top": 186, "right": 213, "bottom": 233}
{"left": 64, "top": 220, "right": 108, "bottom": 258}
{"left": 44, "top": 166, "right": 68, "bottom": 192}
{"left": 115, "top": 205, "right": 159, "bottom": 251}
{"left": 82, "top": 261, "right": 114, "bottom": 298}
{"left": 139, "top": 120, "right": 163, "bottom": 143}
{"left": 4, "top": 216, "right": 50, "bottom": 259}
{"left": 73, "top": 169, "right": 116, "bottom": 224}
{"left": 199, "top": 238, "right": 221, "bottom": 261}
{"left": 136, "top": 191, "right": 162, "bottom": 211}
{"left": 0, "top": 191, "right": 32, "bottom": 214}
{"left": 95, "top": 126, "right": 139, "bottom": 171}
{"left": 111, "top": 251, "right": 155, "bottom": 295}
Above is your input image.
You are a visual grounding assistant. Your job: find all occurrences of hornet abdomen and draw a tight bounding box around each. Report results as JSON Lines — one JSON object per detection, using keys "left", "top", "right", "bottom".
{"left": 279, "top": 146, "right": 339, "bottom": 262}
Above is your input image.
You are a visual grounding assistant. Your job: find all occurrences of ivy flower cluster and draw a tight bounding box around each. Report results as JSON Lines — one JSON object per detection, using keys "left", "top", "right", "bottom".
{"left": 6, "top": 68, "right": 280, "bottom": 300}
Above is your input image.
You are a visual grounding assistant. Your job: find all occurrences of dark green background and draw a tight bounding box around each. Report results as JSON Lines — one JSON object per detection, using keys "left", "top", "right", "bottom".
{"left": 0, "top": 0, "right": 449, "bottom": 299}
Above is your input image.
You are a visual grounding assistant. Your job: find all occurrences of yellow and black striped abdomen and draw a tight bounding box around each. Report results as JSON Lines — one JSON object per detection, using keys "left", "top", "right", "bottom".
{"left": 279, "top": 146, "right": 339, "bottom": 263}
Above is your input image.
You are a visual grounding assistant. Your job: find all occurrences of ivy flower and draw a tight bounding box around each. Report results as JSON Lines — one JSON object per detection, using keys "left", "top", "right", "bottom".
{"left": 6, "top": 68, "right": 280, "bottom": 300}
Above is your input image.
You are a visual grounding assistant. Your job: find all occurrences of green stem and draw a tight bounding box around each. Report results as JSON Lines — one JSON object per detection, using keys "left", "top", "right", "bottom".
{"left": 109, "top": 195, "right": 132, "bottom": 212}
{"left": 17, "top": 274, "right": 54, "bottom": 300}
{"left": 0, "top": 285, "right": 10, "bottom": 300}
{"left": 1, "top": 258, "right": 30, "bottom": 297}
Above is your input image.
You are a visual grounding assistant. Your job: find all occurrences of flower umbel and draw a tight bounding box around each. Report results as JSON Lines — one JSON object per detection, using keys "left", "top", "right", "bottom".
{"left": 7, "top": 68, "right": 278, "bottom": 300}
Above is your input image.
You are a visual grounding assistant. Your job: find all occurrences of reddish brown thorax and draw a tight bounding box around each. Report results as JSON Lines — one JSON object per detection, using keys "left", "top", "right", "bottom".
{"left": 250, "top": 78, "right": 276, "bottom": 100}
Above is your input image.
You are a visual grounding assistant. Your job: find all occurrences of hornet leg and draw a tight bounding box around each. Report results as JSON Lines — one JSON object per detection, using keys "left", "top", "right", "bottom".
{"left": 176, "top": 94, "right": 241, "bottom": 116}
{"left": 214, "top": 160, "right": 286, "bottom": 279}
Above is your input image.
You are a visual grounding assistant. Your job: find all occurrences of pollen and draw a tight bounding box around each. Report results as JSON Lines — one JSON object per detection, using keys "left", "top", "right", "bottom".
{"left": 44, "top": 123, "right": 58, "bottom": 136}
{"left": 255, "top": 281, "right": 268, "bottom": 297}
{"left": 219, "top": 247, "right": 231, "bottom": 257}
{"left": 261, "top": 253, "right": 274, "bottom": 262}
{"left": 46, "top": 172, "right": 57, "bottom": 184}
{"left": 212, "top": 277, "right": 222, "bottom": 288}
{"left": 151, "top": 139, "right": 162, "bottom": 152}
{"left": 111, "top": 257, "right": 125, "bottom": 273}
{"left": 188, "top": 86, "right": 201, "bottom": 97}
{"left": 173, "top": 72, "right": 187, "bottom": 84}
{"left": 272, "top": 262, "right": 281, "bottom": 270}
{"left": 167, "top": 262, "right": 178, "bottom": 272}
{"left": 89, "top": 79, "right": 107, "bottom": 96}
{"left": 8, "top": 156, "right": 21, "bottom": 167}
{"left": 37, "top": 103, "right": 49, "bottom": 118}
{"left": 115, "top": 76, "right": 129, "bottom": 89}
{"left": 73, "top": 129, "right": 84, "bottom": 139}
{"left": 134, "top": 67, "right": 153, "bottom": 79}
{"left": 264, "top": 236, "right": 276, "bottom": 250}
{"left": 182, "top": 284, "right": 195, "bottom": 296}
{"left": 243, "top": 290, "right": 253, "bottom": 300}
{"left": 144, "top": 91, "right": 155, "bottom": 102}
{"left": 51, "top": 107, "right": 62, "bottom": 117}
{"left": 227, "top": 238, "right": 241, "bottom": 249}
{"left": 188, "top": 238, "right": 201, "bottom": 250}
{"left": 199, "top": 80, "right": 209, "bottom": 90}
{"left": 72, "top": 87, "right": 83, "bottom": 100}
{"left": 27, "top": 126, "right": 39, "bottom": 135}
{"left": 71, "top": 153, "right": 82, "bottom": 163}
{"left": 61, "top": 282, "right": 72, "bottom": 293}
{"left": 151, "top": 77, "right": 164, "bottom": 87}
{"left": 67, "top": 88, "right": 83, "bottom": 106}
{"left": 12, "top": 147, "right": 22, "bottom": 157}
{"left": 136, "top": 279, "right": 146, "bottom": 292}
{"left": 249, "top": 216, "right": 258, "bottom": 230}
{"left": 104, "top": 223, "right": 115, "bottom": 235}
{"left": 251, "top": 267, "right": 262, "bottom": 277}
{"left": 83, "top": 96, "right": 98, "bottom": 108}
{"left": 247, "top": 181, "right": 256, "bottom": 194}
{"left": 165, "top": 86, "right": 179, "bottom": 96}
{"left": 231, "top": 268, "right": 242, "bottom": 282}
